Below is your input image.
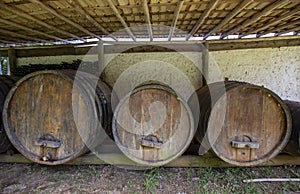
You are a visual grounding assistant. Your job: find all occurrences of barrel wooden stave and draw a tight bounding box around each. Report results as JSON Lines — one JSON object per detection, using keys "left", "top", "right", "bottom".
{"left": 195, "top": 81, "right": 291, "bottom": 166}
{"left": 3, "top": 70, "right": 111, "bottom": 165}
{"left": 282, "top": 100, "right": 300, "bottom": 156}
{"left": 0, "top": 76, "right": 19, "bottom": 153}
{"left": 113, "top": 83, "right": 195, "bottom": 166}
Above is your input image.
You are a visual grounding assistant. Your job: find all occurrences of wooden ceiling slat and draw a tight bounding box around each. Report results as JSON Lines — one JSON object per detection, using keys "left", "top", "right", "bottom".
{"left": 257, "top": 20, "right": 300, "bottom": 37}
{"left": 0, "top": 0, "right": 299, "bottom": 44}
{"left": 168, "top": 0, "right": 184, "bottom": 41}
{"left": 1, "top": 29, "right": 50, "bottom": 43}
{"left": 203, "top": 0, "right": 253, "bottom": 39}
{"left": 221, "top": 0, "right": 290, "bottom": 39}
{"left": 0, "top": 18, "right": 69, "bottom": 43}
{"left": 242, "top": 5, "right": 300, "bottom": 37}
{"left": 186, "top": 0, "right": 220, "bottom": 40}
{"left": 28, "top": 0, "right": 101, "bottom": 39}
{"left": 142, "top": 0, "right": 153, "bottom": 41}
{"left": 1, "top": 2, "right": 85, "bottom": 41}
{"left": 275, "top": 26, "right": 300, "bottom": 36}
{"left": 67, "top": 0, "right": 117, "bottom": 40}
{"left": 104, "top": 0, "right": 136, "bottom": 41}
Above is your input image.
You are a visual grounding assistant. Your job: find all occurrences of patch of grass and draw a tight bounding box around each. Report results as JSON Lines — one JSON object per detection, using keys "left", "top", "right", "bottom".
{"left": 126, "top": 180, "right": 138, "bottom": 194}
{"left": 143, "top": 168, "right": 160, "bottom": 194}
{"left": 186, "top": 168, "right": 193, "bottom": 181}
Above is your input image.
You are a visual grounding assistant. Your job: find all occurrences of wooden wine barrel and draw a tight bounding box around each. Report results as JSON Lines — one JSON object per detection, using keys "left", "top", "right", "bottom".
{"left": 195, "top": 81, "right": 292, "bottom": 166}
{"left": 0, "top": 76, "right": 19, "bottom": 153}
{"left": 112, "top": 82, "right": 195, "bottom": 166}
{"left": 3, "top": 70, "right": 112, "bottom": 165}
{"left": 282, "top": 100, "right": 300, "bottom": 156}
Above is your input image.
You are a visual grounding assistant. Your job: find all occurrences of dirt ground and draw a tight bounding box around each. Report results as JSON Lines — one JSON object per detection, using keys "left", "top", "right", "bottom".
{"left": 0, "top": 163, "right": 299, "bottom": 194}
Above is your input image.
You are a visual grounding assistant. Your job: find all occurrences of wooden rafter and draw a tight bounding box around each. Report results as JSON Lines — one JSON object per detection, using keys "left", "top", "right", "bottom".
{"left": 168, "top": 0, "right": 184, "bottom": 41}
{"left": 1, "top": 29, "right": 50, "bottom": 43}
{"left": 4, "top": 0, "right": 300, "bottom": 6}
{"left": 0, "top": 18, "right": 69, "bottom": 43}
{"left": 0, "top": 39, "right": 16, "bottom": 44}
{"left": 275, "top": 26, "right": 300, "bottom": 36}
{"left": 28, "top": 0, "right": 101, "bottom": 39}
{"left": 104, "top": 0, "right": 136, "bottom": 41}
{"left": 221, "top": 0, "right": 290, "bottom": 39}
{"left": 241, "top": 6, "right": 300, "bottom": 38}
{"left": 67, "top": 0, "right": 117, "bottom": 41}
{"left": 203, "top": 0, "right": 253, "bottom": 39}
{"left": 186, "top": 0, "right": 220, "bottom": 40}
{"left": 142, "top": 0, "right": 153, "bottom": 41}
{"left": 0, "top": 36, "right": 28, "bottom": 43}
{"left": 256, "top": 20, "right": 300, "bottom": 37}
{"left": 0, "top": 2, "right": 85, "bottom": 41}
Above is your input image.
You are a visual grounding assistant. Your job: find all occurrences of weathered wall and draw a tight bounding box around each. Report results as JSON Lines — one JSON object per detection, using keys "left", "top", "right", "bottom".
{"left": 17, "top": 55, "right": 97, "bottom": 65}
{"left": 210, "top": 46, "right": 300, "bottom": 101}
{"left": 16, "top": 46, "right": 300, "bottom": 101}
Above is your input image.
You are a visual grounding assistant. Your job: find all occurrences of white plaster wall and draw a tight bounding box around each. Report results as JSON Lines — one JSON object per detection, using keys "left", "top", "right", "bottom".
{"left": 15, "top": 46, "right": 300, "bottom": 101}
{"left": 101, "top": 52, "right": 203, "bottom": 94}
{"left": 210, "top": 46, "right": 300, "bottom": 101}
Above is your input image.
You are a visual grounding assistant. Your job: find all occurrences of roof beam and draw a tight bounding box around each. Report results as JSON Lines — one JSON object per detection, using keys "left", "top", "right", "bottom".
{"left": 1, "top": 29, "right": 51, "bottom": 43}
{"left": 104, "top": 0, "right": 136, "bottom": 41}
{"left": 256, "top": 20, "right": 300, "bottom": 37}
{"left": 241, "top": 6, "right": 300, "bottom": 38}
{"left": 186, "top": 0, "right": 220, "bottom": 40}
{"left": 67, "top": 0, "right": 117, "bottom": 41}
{"left": 0, "top": 18, "right": 69, "bottom": 43}
{"left": 29, "top": 0, "right": 101, "bottom": 40}
{"left": 275, "top": 26, "right": 300, "bottom": 36}
{"left": 0, "top": 2, "right": 85, "bottom": 41}
{"left": 220, "top": 0, "right": 290, "bottom": 39}
{"left": 168, "top": 0, "right": 184, "bottom": 41}
{"left": 142, "top": 0, "right": 153, "bottom": 41}
{"left": 203, "top": 0, "right": 253, "bottom": 39}
{"left": 0, "top": 39, "right": 16, "bottom": 45}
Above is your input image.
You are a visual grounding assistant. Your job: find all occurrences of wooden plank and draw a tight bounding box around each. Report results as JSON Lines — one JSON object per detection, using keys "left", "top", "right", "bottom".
{"left": 98, "top": 41, "right": 104, "bottom": 73}
{"left": 28, "top": 0, "right": 101, "bottom": 39}
{"left": 203, "top": 0, "right": 253, "bottom": 39}
{"left": 0, "top": 37, "right": 299, "bottom": 58}
{"left": 275, "top": 26, "right": 300, "bottom": 36}
{"left": 256, "top": 20, "right": 300, "bottom": 38}
{"left": 8, "top": 49, "right": 17, "bottom": 74}
{"left": 202, "top": 43, "right": 209, "bottom": 84}
{"left": 168, "top": 0, "right": 184, "bottom": 41}
{"left": 1, "top": 29, "right": 51, "bottom": 43}
{"left": 142, "top": 0, "right": 153, "bottom": 41}
{"left": 186, "top": 0, "right": 221, "bottom": 40}
{"left": 0, "top": 2, "right": 85, "bottom": 41}
{"left": 244, "top": 6, "right": 300, "bottom": 38}
{"left": 221, "top": 0, "right": 290, "bottom": 39}
{"left": 0, "top": 18, "right": 69, "bottom": 43}
{"left": 67, "top": 0, "right": 117, "bottom": 41}
{"left": 0, "top": 153, "right": 299, "bottom": 167}
{"left": 104, "top": 0, "right": 136, "bottom": 41}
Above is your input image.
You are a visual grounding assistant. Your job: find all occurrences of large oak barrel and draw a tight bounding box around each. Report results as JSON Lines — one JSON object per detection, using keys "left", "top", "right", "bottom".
{"left": 282, "top": 100, "right": 300, "bottom": 156}
{"left": 3, "top": 70, "right": 111, "bottom": 165}
{"left": 0, "top": 76, "right": 19, "bottom": 153}
{"left": 195, "top": 81, "right": 291, "bottom": 166}
{"left": 112, "top": 82, "right": 195, "bottom": 166}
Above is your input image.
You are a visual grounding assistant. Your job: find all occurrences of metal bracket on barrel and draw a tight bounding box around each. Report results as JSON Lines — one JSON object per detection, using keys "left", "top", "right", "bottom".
{"left": 34, "top": 139, "right": 61, "bottom": 149}
{"left": 34, "top": 134, "right": 61, "bottom": 161}
{"left": 138, "top": 135, "right": 163, "bottom": 149}
{"left": 231, "top": 140, "right": 260, "bottom": 149}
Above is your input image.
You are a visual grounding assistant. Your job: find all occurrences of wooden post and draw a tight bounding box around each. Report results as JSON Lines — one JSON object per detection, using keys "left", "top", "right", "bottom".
{"left": 8, "top": 49, "right": 17, "bottom": 75}
{"left": 98, "top": 41, "right": 104, "bottom": 74}
{"left": 202, "top": 42, "right": 209, "bottom": 85}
